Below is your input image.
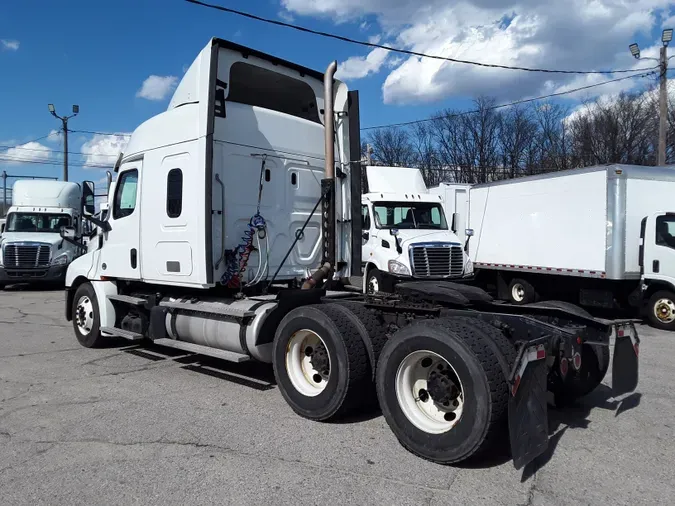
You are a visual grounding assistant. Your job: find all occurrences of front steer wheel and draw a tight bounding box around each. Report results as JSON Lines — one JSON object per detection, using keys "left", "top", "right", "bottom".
{"left": 376, "top": 317, "right": 514, "bottom": 465}
{"left": 647, "top": 290, "right": 675, "bottom": 331}
{"left": 272, "top": 304, "right": 372, "bottom": 421}
{"left": 71, "top": 282, "right": 104, "bottom": 348}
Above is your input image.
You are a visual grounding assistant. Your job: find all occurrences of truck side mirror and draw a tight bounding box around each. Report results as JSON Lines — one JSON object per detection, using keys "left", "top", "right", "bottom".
{"left": 465, "top": 228, "right": 474, "bottom": 237}
{"left": 451, "top": 213, "right": 459, "bottom": 233}
{"left": 82, "top": 180, "right": 96, "bottom": 216}
{"left": 60, "top": 226, "right": 77, "bottom": 239}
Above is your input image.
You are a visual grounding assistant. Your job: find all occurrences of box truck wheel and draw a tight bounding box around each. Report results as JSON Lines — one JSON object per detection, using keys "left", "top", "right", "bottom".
{"left": 647, "top": 290, "right": 675, "bottom": 331}
{"left": 272, "top": 304, "right": 372, "bottom": 421}
{"left": 71, "top": 283, "right": 104, "bottom": 348}
{"left": 376, "top": 317, "right": 513, "bottom": 464}
{"left": 508, "top": 278, "right": 536, "bottom": 305}
{"left": 366, "top": 268, "right": 391, "bottom": 294}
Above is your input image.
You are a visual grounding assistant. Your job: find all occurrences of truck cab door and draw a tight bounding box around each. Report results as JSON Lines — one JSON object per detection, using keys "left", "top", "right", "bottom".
{"left": 361, "top": 204, "right": 376, "bottom": 266}
{"left": 643, "top": 213, "right": 675, "bottom": 286}
{"left": 98, "top": 164, "right": 141, "bottom": 280}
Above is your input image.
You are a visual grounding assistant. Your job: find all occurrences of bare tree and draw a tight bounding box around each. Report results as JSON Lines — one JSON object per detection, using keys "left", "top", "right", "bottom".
{"left": 366, "top": 127, "right": 413, "bottom": 167}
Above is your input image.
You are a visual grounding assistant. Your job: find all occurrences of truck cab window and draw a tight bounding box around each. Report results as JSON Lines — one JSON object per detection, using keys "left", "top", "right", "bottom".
{"left": 113, "top": 170, "right": 138, "bottom": 220}
{"left": 226, "top": 62, "right": 320, "bottom": 123}
{"left": 361, "top": 205, "right": 371, "bottom": 230}
{"left": 6, "top": 213, "right": 71, "bottom": 233}
{"left": 373, "top": 202, "right": 448, "bottom": 230}
{"left": 656, "top": 215, "right": 675, "bottom": 250}
{"left": 166, "top": 169, "right": 183, "bottom": 218}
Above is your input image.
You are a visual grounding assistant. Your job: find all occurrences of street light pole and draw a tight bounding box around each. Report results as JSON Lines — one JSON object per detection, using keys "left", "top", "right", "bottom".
{"left": 659, "top": 45, "right": 668, "bottom": 166}
{"left": 629, "top": 28, "right": 672, "bottom": 166}
{"left": 48, "top": 104, "right": 79, "bottom": 181}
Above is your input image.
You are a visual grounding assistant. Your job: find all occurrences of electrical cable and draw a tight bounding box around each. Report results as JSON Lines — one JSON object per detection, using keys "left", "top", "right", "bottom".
{"left": 0, "top": 144, "right": 118, "bottom": 158}
{"left": 361, "top": 70, "right": 656, "bottom": 130}
{"left": 69, "top": 129, "right": 132, "bottom": 137}
{"left": 266, "top": 193, "right": 324, "bottom": 290}
{"left": 184, "top": 0, "right": 658, "bottom": 76}
{"left": 0, "top": 155, "right": 110, "bottom": 169}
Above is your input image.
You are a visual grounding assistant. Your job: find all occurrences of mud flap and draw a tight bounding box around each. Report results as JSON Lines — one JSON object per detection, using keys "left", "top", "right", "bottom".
{"left": 508, "top": 348, "right": 549, "bottom": 470}
{"left": 612, "top": 324, "right": 639, "bottom": 396}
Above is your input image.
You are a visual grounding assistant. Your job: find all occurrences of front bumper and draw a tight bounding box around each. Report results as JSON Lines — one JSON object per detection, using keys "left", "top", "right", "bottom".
{"left": 0, "top": 264, "right": 68, "bottom": 284}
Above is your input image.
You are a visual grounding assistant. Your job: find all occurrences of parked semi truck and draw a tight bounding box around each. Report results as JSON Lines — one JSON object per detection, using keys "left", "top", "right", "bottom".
{"left": 361, "top": 166, "right": 472, "bottom": 293}
{"left": 63, "top": 38, "right": 639, "bottom": 470}
{"left": 0, "top": 179, "right": 95, "bottom": 289}
{"left": 432, "top": 165, "right": 675, "bottom": 330}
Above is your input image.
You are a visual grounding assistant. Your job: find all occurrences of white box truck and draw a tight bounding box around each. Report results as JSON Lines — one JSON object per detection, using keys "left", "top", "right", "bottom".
{"left": 0, "top": 179, "right": 95, "bottom": 289}
{"left": 361, "top": 166, "right": 473, "bottom": 293}
{"left": 61, "top": 37, "right": 640, "bottom": 470}
{"left": 432, "top": 165, "right": 675, "bottom": 330}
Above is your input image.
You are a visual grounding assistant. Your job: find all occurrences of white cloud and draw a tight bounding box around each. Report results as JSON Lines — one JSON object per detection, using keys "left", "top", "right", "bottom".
{"left": 2, "top": 142, "right": 52, "bottom": 165}
{"left": 284, "top": 0, "right": 671, "bottom": 105}
{"left": 46, "top": 129, "right": 61, "bottom": 142}
{"left": 1, "top": 39, "right": 19, "bottom": 51}
{"left": 336, "top": 47, "right": 391, "bottom": 80}
{"left": 278, "top": 10, "right": 295, "bottom": 23}
{"left": 80, "top": 134, "right": 130, "bottom": 168}
{"left": 136, "top": 75, "right": 178, "bottom": 101}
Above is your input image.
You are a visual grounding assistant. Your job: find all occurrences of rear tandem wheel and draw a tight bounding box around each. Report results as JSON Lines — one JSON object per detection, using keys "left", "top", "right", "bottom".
{"left": 376, "top": 317, "right": 515, "bottom": 464}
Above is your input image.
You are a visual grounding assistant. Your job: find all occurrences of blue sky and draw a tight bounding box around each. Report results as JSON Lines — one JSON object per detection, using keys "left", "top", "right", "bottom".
{"left": 1, "top": 0, "right": 673, "bottom": 193}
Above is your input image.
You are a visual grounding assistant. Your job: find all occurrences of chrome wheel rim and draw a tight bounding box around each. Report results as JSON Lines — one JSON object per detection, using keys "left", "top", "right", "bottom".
{"left": 395, "top": 350, "right": 464, "bottom": 434}
{"left": 285, "top": 329, "right": 331, "bottom": 397}
{"left": 75, "top": 295, "right": 94, "bottom": 335}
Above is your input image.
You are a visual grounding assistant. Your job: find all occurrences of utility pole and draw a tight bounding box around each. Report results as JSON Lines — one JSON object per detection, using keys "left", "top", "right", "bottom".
{"left": 48, "top": 104, "right": 79, "bottom": 181}
{"left": 2, "top": 170, "right": 6, "bottom": 217}
{"left": 659, "top": 45, "right": 669, "bottom": 166}
{"left": 630, "top": 28, "right": 672, "bottom": 166}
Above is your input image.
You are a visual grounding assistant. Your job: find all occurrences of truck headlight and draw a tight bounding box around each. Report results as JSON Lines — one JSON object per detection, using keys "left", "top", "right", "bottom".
{"left": 51, "top": 254, "right": 69, "bottom": 266}
{"left": 464, "top": 258, "right": 474, "bottom": 276}
{"left": 388, "top": 260, "right": 411, "bottom": 276}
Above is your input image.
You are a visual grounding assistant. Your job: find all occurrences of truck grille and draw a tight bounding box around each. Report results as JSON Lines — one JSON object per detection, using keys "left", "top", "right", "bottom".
{"left": 410, "top": 244, "right": 464, "bottom": 278}
{"left": 3, "top": 244, "right": 51, "bottom": 268}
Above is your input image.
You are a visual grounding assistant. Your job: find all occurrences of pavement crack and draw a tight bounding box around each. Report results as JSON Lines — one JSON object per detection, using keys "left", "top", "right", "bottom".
{"left": 5, "top": 436, "right": 453, "bottom": 492}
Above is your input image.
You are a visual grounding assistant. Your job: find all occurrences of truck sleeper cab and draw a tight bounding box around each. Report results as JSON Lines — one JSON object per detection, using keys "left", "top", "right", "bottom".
{"left": 64, "top": 37, "right": 639, "bottom": 471}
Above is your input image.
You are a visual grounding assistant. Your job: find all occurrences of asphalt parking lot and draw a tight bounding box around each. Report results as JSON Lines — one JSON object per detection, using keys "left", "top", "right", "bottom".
{"left": 0, "top": 287, "right": 674, "bottom": 506}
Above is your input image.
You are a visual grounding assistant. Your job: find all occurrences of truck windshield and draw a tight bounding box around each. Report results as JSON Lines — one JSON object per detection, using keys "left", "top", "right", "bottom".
{"left": 6, "top": 213, "right": 71, "bottom": 233}
{"left": 372, "top": 202, "right": 448, "bottom": 230}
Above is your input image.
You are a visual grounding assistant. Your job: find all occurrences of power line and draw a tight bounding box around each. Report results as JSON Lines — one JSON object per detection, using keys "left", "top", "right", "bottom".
{"left": 185, "top": 0, "right": 659, "bottom": 76}
{"left": 0, "top": 155, "right": 111, "bottom": 169}
{"left": 70, "top": 129, "right": 131, "bottom": 137}
{"left": 0, "top": 144, "right": 118, "bottom": 158}
{"left": 1, "top": 133, "right": 55, "bottom": 151}
{"left": 362, "top": 71, "right": 656, "bottom": 130}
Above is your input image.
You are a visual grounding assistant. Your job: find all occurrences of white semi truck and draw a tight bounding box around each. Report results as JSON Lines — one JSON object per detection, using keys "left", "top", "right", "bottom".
{"left": 63, "top": 37, "right": 640, "bottom": 470}
{"left": 361, "top": 166, "right": 472, "bottom": 293}
{"left": 0, "top": 179, "right": 95, "bottom": 289}
{"left": 432, "top": 165, "right": 675, "bottom": 330}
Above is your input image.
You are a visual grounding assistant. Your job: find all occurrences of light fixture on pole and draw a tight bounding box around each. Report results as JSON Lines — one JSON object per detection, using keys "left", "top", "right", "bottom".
{"left": 628, "top": 30, "right": 671, "bottom": 165}
{"left": 47, "top": 104, "right": 79, "bottom": 181}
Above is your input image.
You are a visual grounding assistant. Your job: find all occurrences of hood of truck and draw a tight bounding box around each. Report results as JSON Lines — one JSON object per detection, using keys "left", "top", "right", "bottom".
{"left": 391, "top": 229, "right": 462, "bottom": 248}
{"left": 0, "top": 232, "right": 76, "bottom": 264}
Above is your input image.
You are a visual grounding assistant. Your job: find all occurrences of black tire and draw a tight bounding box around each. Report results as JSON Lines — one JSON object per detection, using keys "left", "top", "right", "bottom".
{"left": 366, "top": 268, "right": 391, "bottom": 294}
{"left": 535, "top": 301, "right": 609, "bottom": 400}
{"left": 332, "top": 301, "right": 389, "bottom": 380}
{"left": 376, "top": 317, "right": 514, "bottom": 465}
{"left": 71, "top": 282, "right": 105, "bottom": 348}
{"left": 272, "top": 304, "right": 372, "bottom": 421}
{"left": 647, "top": 290, "right": 675, "bottom": 331}
{"left": 507, "top": 278, "right": 537, "bottom": 305}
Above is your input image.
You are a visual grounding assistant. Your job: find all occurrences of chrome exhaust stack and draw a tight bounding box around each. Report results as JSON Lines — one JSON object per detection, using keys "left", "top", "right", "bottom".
{"left": 303, "top": 60, "right": 338, "bottom": 290}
